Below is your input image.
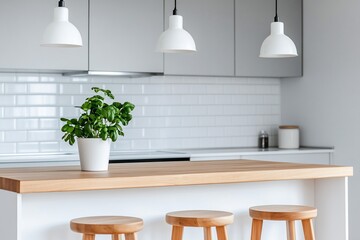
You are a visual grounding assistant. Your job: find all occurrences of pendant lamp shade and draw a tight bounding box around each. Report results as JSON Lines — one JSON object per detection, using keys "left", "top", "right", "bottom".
{"left": 156, "top": 0, "right": 196, "bottom": 53}
{"left": 260, "top": 22, "right": 297, "bottom": 58}
{"left": 156, "top": 15, "right": 196, "bottom": 53}
{"left": 41, "top": 6, "right": 82, "bottom": 47}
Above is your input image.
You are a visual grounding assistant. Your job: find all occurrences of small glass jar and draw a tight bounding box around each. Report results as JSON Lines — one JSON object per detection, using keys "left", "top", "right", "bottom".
{"left": 258, "top": 130, "right": 269, "bottom": 149}
{"left": 278, "top": 125, "right": 300, "bottom": 149}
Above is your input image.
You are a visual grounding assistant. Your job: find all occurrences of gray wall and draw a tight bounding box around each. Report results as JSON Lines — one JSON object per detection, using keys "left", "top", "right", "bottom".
{"left": 281, "top": 0, "right": 360, "bottom": 238}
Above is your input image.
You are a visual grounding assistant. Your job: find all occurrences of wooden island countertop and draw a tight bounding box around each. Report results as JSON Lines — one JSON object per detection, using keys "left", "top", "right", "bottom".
{"left": 0, "top": 160, "right": 353, "bottom": 194}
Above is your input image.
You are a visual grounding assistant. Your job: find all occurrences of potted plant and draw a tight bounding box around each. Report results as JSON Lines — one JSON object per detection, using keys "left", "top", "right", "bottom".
{"left": 60, "top": 87, "right": 135, "bottom": 171}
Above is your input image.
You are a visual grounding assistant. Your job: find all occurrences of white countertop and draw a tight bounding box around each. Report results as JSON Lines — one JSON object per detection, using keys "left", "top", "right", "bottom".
{"left": 180, "top": 147, "right": 334, "bottom": 158}
{"left": 0, "top": 146, "right": 334, "bottom": 167}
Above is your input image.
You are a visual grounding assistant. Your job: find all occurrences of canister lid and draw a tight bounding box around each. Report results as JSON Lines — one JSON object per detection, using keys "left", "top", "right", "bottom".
{"left": 279, "top": 125, "right": 299, "bottom": 129}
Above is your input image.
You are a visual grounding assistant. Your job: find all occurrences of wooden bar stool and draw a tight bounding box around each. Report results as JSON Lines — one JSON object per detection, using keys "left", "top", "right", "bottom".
{"left": 249, "top": 205, "right": 317, "bottom": 240}
{"left": 166, "top": 210, "right": 234, "bottom": 240}
{"left": 70, "top": 216, "right": 143, "bottom": 240}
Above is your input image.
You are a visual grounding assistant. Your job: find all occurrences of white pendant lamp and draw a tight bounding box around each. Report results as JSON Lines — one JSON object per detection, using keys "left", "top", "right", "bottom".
{"left": 41, "top": 0, "right": 83, "bottom": 47}
{"left": 260, "top": 0, "right": 297, "bottom": 58}
{"left": 156, "top": 0, "right": 196, "bottom": 53}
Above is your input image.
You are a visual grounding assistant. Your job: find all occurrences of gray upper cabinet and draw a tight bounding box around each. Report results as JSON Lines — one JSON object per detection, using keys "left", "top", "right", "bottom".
{"left": 0, "top": 0, "right": 88, "bottom": 71}
{"left": 236, "top": 0, "right": 302, "bottom": 77}
{"left": 164, "top": 0, "right": 235, "bottom": 76}
{"left": 89, "top": 0, "right": 163, "bottom": 73}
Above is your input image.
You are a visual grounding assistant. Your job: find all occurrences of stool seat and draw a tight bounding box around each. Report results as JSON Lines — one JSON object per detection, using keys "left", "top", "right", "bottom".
{"left": 249, "top": 205, "right": 317, "bottom": 240}
{"left": 166, "top": 210, "right": 234, "bottom": 227}
{"left": 70, "top": 216, "right": 143, "bottom": 235}
{"left": 250, "top": 205, "right": 317, "bottom": 221}
{"left": 166, "top": 210, "right": 234, "bottom": 240}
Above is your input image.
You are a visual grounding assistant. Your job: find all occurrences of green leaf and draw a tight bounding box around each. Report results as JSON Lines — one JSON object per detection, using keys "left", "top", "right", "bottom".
{"left": 61, "top": 125, "right": 68, "bottom": 132}
{"left": 67, "top": 126, "right": 74, "bottom": 133}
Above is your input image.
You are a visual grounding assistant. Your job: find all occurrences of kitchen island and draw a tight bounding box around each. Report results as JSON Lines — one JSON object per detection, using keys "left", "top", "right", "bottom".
{"left": 0, "top": 160, "right": 352, "bottom": 240}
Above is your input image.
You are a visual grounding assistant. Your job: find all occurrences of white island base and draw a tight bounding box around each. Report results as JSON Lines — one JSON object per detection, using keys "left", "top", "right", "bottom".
{"left": 0, "top": 178, "right": 348, "bottom": 240}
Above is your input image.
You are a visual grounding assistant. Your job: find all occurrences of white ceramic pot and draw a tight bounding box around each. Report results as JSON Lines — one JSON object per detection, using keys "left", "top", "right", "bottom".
{"left": 77, "top": 138, "right": 111, "bottom": 171}
{"left": 278, "top": 125, "right": 300, "bottom": 149}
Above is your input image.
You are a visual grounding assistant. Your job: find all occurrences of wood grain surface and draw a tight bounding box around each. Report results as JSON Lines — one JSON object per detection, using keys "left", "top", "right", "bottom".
{"left": 0, "top": 160, "right": 353, "bottom": 194}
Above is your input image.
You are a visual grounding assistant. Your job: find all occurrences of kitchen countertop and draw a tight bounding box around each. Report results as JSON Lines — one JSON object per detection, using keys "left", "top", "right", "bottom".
{"left": 0, "top": 147, "right": 334, "bottom": 165}
{"left": 0, "top": 159, "right": 351, "bottom": 194}
{"left": 179, "top": 146, "right": 334, "bottom": 158}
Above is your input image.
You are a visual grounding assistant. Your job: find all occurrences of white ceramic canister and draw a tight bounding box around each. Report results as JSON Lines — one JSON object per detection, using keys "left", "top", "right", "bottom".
{"left": 278, "top": 125, "right": 300, "bottom": 149}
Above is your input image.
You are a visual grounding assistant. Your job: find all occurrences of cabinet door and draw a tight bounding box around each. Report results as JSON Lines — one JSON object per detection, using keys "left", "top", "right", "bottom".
{"left": 164, "top": 0, "right": 234, "bottom": 76}
{"left": 90, "top": 0, "right": 163, "bottom": 73}
{"left": 236, "top": 0, "right": 302, "bottom": 77}
{"left": 0, "top": 0, "right": 88, "bottom": 71}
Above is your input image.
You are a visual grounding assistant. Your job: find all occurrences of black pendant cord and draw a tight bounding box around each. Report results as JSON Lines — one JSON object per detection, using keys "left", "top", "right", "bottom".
{"left": 173, "top": 0, "right": 178, "bottom": 15}
{"left": 274, "top": 0, "right": 279, "bottom": 22}
{"left": 58, "top": 0, "right": 65, "bottom": 7}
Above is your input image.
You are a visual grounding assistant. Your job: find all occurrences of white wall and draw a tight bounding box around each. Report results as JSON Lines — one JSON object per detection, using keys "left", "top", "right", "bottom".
{"left": 281, "top": 0, "right": 360, "bottom": 238}
{"left": 0, "top": 74, "right": 280, "bottom": 154}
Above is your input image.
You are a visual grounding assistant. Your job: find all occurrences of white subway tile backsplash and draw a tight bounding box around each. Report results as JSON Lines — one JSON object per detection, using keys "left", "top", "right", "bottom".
{"left": 28, "top": 84, "right": 58, "bottom": 94}
{"left": 112, "top": 140, "right": 132, "bottom": 151}
{"left": 0, "top": 143, "right": 16, "bottom": 153}
{"left": 5, "top": 84, "right": 27, "bottom": 94}
{"left": 248, "top": 95, "right": 264, "bottom": 104}
{"left": 190, "top": 106, "right": 208, "bottom": 116}
{"left": 5, "top": 131, "right": 27, "bottom": 142}
{"left": 40, "top": 142, "right": 60, "bottom": 152}
{"left": 60, "top": 84, "right": 82, "bottom": 94}
{"left": 17, "top": 142, "right": 39, "bottom": 153}
{"left": 189, "top": 127, "right": 208, "bottom": 137}
{"left": 16, "top": 95, "right": 58, "bottom": 105}
{"left": 16, "top": 74, "right": 40, "bottom": 82}
{"left": 207, "top": 127, "right": 224, "bottom": 137}
{"left": 27, "top": 130, "right": 59, "bottom": 142}
{"left": 198, "top": 116, "right": 216, "bottom": 126}
{"left": 143, "top": 84, "right": 172, "bottom": 94}
{"left": 131, "top": 139, "right": 150, "bottom": 149}
{"left": 181, "top": 117, "right": 198, "bottom": 127}
{"left": 207, "top": 85, "right": 223, "bottom": 94}
{"left": 190, "top": 85, "right": 207, "bottom": 94}
{"left": 4, "top": 107, "right": 27, "bottom": 118}
{"left": 0, "top": 119, "right": 16, "bottom": 130}
{"left": 181, "top": 138, "right": 200, "bottom": 149}
{"left": 172, "top": 84, "right": 191, "bottom": 94}
{"left": 231, "top": 95, "right": 248, "bottom": 104}
{"left": 199, "top": 95, "right": 217, "bottom": 104}
{"left": 16, "top": 119, "right": 39, "bottom": 130}
{"left": 215, "top": 116, "right": 232, "bottom": 126}
{"left": 181, "top": 95, "right": 199, "bottom": 105}
{"left": 165, "top": 117, "right": 182, "bottom": 127}
{"left": 123, "top": 84, "right": 144, "bottom": 94}
{"left": 0, "top": 73, "right": 16, "bottom": 82}
{"left": 28, "top": 107, "right": 57, "bottom": 118}
{"left": 0, "top": 74, "right": 280, "bottom": 154}
{"left": 0, "top": 95, "right": 16, "bottom": 106}
{"left": 264, "top": 95, "right": 280, "bottom": 105}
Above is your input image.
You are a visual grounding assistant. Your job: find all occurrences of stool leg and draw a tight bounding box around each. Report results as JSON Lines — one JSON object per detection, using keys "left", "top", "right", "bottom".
{"left": 216, "top": 226, "right": 228, "bottom": 240}
{"left": 171, "top": 226, "right": 184, "bottom": 240}
{"left": 302, "top": 219, "right": 315, "bottom": 240}
{"left": 125, "top": 233, "right": 137, "bottom": 240}
{"left": 82, "top": 234, "right": 95, "bottom": 240}
{"left": 203, "top": 227, "right": 212, "bottom": 240}
{"left": 250, "top": 219, "right": 263, "bottom": 240}
{"left": 112, "top": 234, "right": 122, "bottom": 240}
{"left": 287, "top": 221, "right": 296, "bottom": 240}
